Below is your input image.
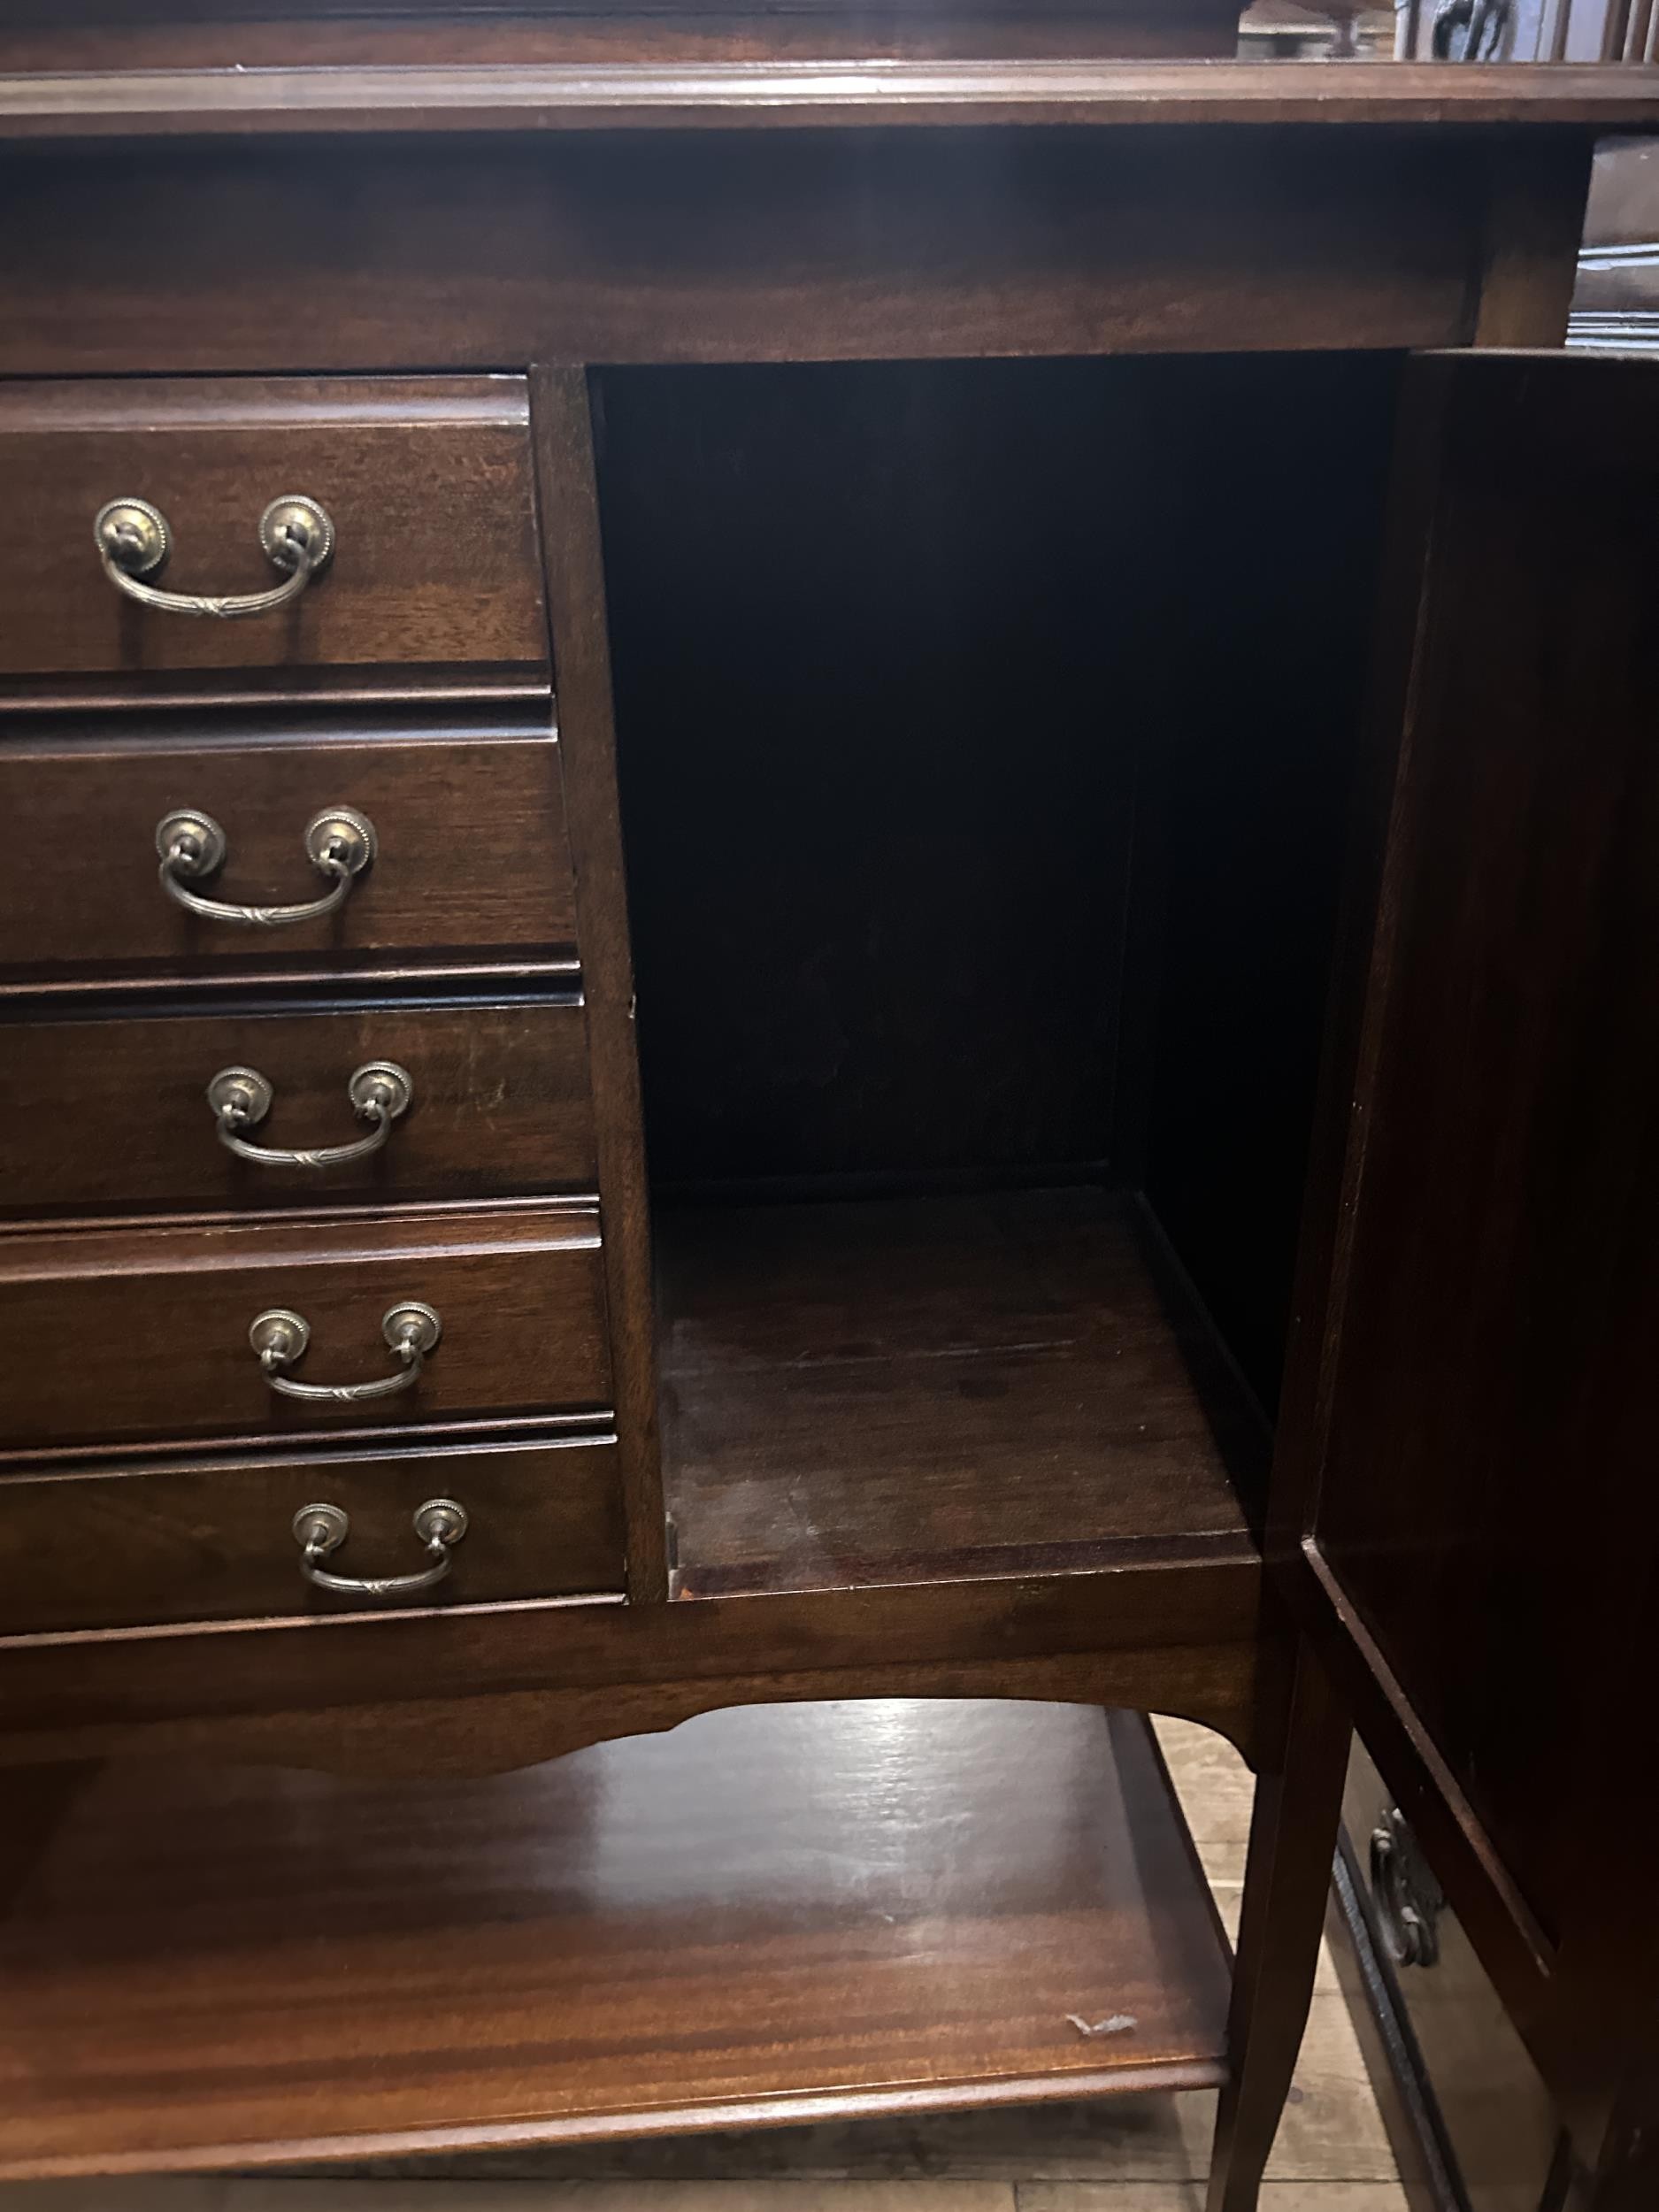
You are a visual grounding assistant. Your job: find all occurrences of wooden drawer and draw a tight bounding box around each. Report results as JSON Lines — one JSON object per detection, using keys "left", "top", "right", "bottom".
{"left": 0, "top": 1204, "right": 611, "bottom": 1458}
{"left": 1340, "top": 1740, "right": 1562, "bottom": 2212}
{"left": 0, "top": 1434, "right": 624, "bottom": 1638}
{"left": 0, "top": 377, "right": 546, "bottom": 692}
{"left": 0, "top": 995, "right": 597, "bottom": 1220}
{"left": 0, "top": 714, "right": 575, "bottom": 985}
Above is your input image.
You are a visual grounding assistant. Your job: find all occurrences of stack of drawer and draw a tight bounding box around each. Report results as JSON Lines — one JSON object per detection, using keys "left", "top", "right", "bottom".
{"left": 0, "top": 376, "right": 626, "bottom": 1638}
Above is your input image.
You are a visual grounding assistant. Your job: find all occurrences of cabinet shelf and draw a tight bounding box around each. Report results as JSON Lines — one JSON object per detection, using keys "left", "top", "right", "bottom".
{"left": 659, "top": 1187, "right": 1264, "bottom": 1597}
{"left": 0, "top": 1700, "right": 1231, "bottom": 2178}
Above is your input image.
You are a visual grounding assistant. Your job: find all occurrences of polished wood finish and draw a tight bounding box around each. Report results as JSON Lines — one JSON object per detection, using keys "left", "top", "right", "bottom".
{"left": 0, "top": 710, "right": 577, "bottom": 986}
{"left": 0, "top": 1201, "right": 611, "bottom": 1455}
{"left": 2, "top": 25, "right": 1655, "bottom": 2202}
{"left": 1205, "top": 1633, "right": 1349, "bottom": 2212}
{"left": 534, "top": 368, "right": 668, "bottom": 1604}
{"left": 0, "top": 1701, "right": 1231, "bottom": 2178}
{"left": 0, "top": 377, "right": 545, "bottom": 690}
{"left": 0, "top": 1548, "right": 1266, "bottom": 1775}
{"left": 0, "top": 3, "right": 1249, "bottom": 67}
{"left": 3, "top": 59, "right": 1659, "bottom": 135}
{"left": 660, "top": 1189, "right": 1262, "bottom": 1596}
{"left": 1274, "top": 350, "right": 1659, "bottom": 2172}
{"left": 0, "top": 129, "right": 1568, "bottom": 374}
{"left": 0, "top": 1762, "right": 96, "bottom": 1916}
{"left": 1303, "top": 349, "right": 1659, "bottom": 1949}
{"left": 0, "top": 1433, "right": 625, "bottom": 1636}
{"left": 0, "top": 992, "right": 596, "bottom": 1219}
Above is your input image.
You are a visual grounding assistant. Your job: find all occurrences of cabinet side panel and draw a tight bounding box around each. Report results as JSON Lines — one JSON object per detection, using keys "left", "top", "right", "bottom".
{"left": 533, "top": 366, "right": 668, "bottom": 1602}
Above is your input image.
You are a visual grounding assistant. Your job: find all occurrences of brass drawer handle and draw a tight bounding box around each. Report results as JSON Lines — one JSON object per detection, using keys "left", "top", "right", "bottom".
{"left": 251, "top": 1301, "right": 441, "bottom": 1404}
{"left": 292, "top": 1497, "right": 467, "bottom": 1599}
{"left": 157, "top": 805, "right": 375, "bottom": 927}
{"left": 209, "top": 1061, "right": 413, "bottom": 1169}
{"left": 95, "top": 494, "right": 334, "bottom": 618}
{"left": 1370, "top": 1809, "right": 1444, "bottom": 1970}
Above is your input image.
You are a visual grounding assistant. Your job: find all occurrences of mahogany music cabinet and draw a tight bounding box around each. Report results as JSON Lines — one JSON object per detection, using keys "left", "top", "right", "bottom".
{"left": 0, "top": 12, "right": 1655, "bottom": 2210}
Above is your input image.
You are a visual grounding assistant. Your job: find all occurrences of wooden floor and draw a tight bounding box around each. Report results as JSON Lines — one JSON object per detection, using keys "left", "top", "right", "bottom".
{"left": 659, "top": 1190, "right": 1263, "bottom": 1596}
{"left": 0, "top": 1717, "right": 1405, "bottom": 2212}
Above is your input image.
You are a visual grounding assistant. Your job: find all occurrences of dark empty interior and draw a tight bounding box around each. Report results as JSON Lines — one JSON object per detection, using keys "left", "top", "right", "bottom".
{"left": 595, "top": 353, "right": 1400, "bottom": 1592}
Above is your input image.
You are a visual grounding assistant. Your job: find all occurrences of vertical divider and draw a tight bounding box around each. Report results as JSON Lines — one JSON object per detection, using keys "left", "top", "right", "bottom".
{"left": 530, "top": 364, "right": 668, "bottom": 1605}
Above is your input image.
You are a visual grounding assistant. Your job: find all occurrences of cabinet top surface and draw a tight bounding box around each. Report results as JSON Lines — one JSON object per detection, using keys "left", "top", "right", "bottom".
{"left": 3, "top": 58, "right": 1659, "bottom": 141}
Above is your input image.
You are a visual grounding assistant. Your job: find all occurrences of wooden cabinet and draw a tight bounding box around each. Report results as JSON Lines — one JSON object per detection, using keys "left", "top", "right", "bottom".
{"left": 0, "top": 24, "right": 1656, "bottom": 2212}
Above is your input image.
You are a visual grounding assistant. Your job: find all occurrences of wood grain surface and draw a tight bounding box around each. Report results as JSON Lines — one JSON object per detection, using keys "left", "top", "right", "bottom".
{"left": 0, "top": 1536, "right": 1266, "bottom": 1778}
{"left": 660, "top": 1190, "right": 1263, "bottom": 1596}
{"left": 0, "top": 1, "right": 1248, "bottom": 69}
{"left": 1312, "top": 349, "right": 1659, "bottom": 1945}
{"left": 0, "top": 711, "right": 576, "bottom": 986}
{"left": 0, "top": 376, "right": 545, "bottom": 687}
{"left": 534, "top": 369, "right": 669, "bottom": 1604}
{"left": 1283, "top": 350, "right": 1659, "bottom": 2147}
{"left": 0, "top": 59, "right": 1655, "bottom": 136}
{"left": 0, "top": 1432, "right": 626, "bottom": 1636}
{"left": 0, "top": 1201, "right": 612, "bottom": 1455}
{"left": 0, "top": 1701, "right": 1231, "bottom": 2177}
{"left": 0, "top": 992, "right": 596, "bottom": 1220}
{"left": 0, "top": 127, "right": 1517, "bottom": 372}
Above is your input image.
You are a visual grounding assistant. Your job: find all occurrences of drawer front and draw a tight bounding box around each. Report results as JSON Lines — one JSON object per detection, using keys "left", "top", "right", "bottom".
{"left": 1342, "top": 1741, "right": 1560, "bottom": 2212}
{"left": 0, "top": 721, "right": 574, "bottom": 984}
{"left": 0, "top": 1435, "right": 624, "bottom": 1638}
{"left": 0, "top": 1206, "right": 611, "bottom": 1456}
{"left": 0, "top": 377, "right": 546, "bottom": 688}
{"left": 0, "top": 996, "right": 596, "bottom": 1220}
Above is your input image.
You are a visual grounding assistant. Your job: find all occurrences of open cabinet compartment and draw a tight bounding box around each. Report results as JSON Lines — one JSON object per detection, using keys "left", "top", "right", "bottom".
{"left": 596, "top": 350, "right": 1402, "bottom": 1599}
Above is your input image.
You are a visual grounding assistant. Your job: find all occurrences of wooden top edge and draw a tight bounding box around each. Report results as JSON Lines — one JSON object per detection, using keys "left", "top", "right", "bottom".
{"left": 0, "top": 373, "right": 530, "bottom": 431}
{"left": 0, "top": 59, "right": 1657, "bottom": 140}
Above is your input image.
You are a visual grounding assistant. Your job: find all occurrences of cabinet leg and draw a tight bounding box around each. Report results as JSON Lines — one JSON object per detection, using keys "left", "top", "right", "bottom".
{"left": 1205, "top": 1636, "right": 1348, "bottom": 2212}
{"left": 0, "top": 1761, "right": 99, "bottom": 1918}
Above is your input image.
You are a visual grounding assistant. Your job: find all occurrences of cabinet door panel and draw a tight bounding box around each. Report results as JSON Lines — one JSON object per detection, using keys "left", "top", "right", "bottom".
{"left": 1298, "top": 352, "right": 1659, "bottom": 2044}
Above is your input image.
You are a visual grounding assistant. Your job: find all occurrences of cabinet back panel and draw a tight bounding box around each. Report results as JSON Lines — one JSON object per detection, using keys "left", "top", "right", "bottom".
{"left": 600, "top": 357, "right": 1149, "bottom": 1187}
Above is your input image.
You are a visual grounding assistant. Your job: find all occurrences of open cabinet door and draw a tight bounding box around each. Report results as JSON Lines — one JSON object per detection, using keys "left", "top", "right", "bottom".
{"left": 1281, "top": 350, "right": 1659, "bottom": 2182}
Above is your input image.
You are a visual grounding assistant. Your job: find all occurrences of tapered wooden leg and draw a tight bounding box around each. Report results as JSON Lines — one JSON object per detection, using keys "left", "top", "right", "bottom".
{"left": 1205, "top": 1634, "right": 1348, "bottom": 2212}
{"left": 0, "top": 1762, "right": 98, "bottom": 1918}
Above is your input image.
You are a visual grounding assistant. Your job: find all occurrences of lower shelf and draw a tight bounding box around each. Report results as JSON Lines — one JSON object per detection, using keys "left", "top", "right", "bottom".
{"left": 0, "top": 1700, "right": 1232, "bottom": 2178}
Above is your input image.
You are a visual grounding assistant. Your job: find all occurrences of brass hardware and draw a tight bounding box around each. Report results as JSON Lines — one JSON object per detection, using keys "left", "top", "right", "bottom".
{"left": 156, "top": 804, "right": 376, "bottom": 927}
{"left": 94, "top": 497, "right": 169, "bottom": 579}
{"left": 95, "top": 493, "right": 334, "bottom": 618}
{"left": 1369, "top": 1809, "right": 1444, "bottom": 1969}
{"left": 251, "top": 1301, "right": 442, "bottom": 1404}
{"left": 292, "top": 1497, "right": 468, "bottom": 1598}
{"left": 208, "top": 1060, "right": 412, "bottom": 1169}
